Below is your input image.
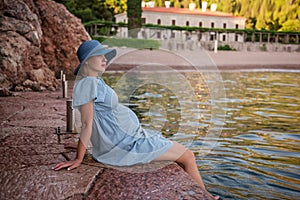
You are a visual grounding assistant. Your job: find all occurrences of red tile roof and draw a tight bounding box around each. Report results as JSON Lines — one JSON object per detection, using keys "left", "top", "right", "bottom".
{"left": 142, "top": 7, "right": 245, "bottom": 19}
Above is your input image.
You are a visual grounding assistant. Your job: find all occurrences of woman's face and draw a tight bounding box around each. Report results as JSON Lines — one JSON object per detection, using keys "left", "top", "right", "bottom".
{"left": 84, "top": 55, "right": 107, "bottom": 76}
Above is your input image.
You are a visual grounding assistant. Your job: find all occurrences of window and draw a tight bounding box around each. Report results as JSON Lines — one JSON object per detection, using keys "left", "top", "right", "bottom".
{"left": 142, "top": 18, "right": 146, "bottom": 24}
{"left": 171, "top": 31, "right": 175, "bottom": 38}
{"left": 222, "top": 35, "right": 226, "bottom": 41}
{"left": 172, "top": 19, "right": 176, "bottom": 26}
{"left": 223, "top": 23, "right": 227, "bottom": 29}
{"left": 198, "top": 32, "right": 202, "bottom": 41}
{"left": 186, "top": 21, "right": 190, "bottom": 26}
{"left": 211, "top": 22, "right": 215, "bottom": 28}
{"left": 210, "top": 34, "right": 214, "bottom": 41}
{"left": 235, "top": 34, "right": 239, "bottom": 41}
{"left": 235, "top": 24, "right": 239, "bottom": 29}
{"left": 157, "top": 19, "right": 161, "bottom": 25}
{"left": 157, "top": 32, "right": 161, "bottom": 39}
{"left": 199, "top": 21, "right": 202, "bottom": 27}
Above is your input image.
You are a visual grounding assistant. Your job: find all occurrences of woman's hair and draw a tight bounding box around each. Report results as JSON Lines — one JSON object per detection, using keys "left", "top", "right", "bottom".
{"left": 74, "top": 67, "right": 86, "bottom": 82}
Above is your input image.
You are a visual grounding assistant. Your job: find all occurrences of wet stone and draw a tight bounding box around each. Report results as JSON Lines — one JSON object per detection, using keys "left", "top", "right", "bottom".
{"left": 0, "top": 101, "right": 23, "bottom": 122}
{"left": 0, "top": 127, "right": 58, "bottom": 146}
{"left": 86, "top": 163, "right": 214, "bottom": 200}
{"left": 0, "top": 86, "right": 214, "bottom": 199}
{"left": 0, "top": 92, "right": 66, "bottom": 128}
{"left": 0, "top": 165, "right": 103, "bottom": 200}
{"left": 0, "top": 144, "right": 65, "bottom": 171}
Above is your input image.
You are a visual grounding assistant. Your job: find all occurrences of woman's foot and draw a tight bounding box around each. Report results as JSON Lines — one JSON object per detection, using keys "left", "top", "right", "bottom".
{"left": 207, "top": 192, "right": 220, "bottom": 200}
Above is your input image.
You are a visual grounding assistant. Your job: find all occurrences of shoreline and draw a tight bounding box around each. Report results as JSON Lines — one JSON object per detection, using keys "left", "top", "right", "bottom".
{"left": 106, "top": 49, "right": 300, "bottom": 72}
{"left": 106, "top": 63, "right": 300, "bottom": 72}
{"left": 207, "top": 51, "right": 300, "bottom": 70}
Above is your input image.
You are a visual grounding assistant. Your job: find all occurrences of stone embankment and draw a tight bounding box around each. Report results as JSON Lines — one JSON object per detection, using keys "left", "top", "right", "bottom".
{"left": 0, "top": 84, "right": 214, "bottom": 199}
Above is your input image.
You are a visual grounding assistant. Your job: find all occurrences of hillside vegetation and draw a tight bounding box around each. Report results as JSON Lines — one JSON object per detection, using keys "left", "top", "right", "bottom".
{"left": 55, "top": 0, "right": 300, "bottom": 31}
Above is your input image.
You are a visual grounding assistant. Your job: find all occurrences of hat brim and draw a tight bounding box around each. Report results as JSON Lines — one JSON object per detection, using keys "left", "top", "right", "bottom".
{"left": 74, "top": 48, "right": 116, "bottom": 75}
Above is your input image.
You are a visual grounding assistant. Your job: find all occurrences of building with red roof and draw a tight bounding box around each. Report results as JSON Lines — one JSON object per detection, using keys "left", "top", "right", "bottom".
{"left": 115, "top": 3, "right": 246, "bottom": 49}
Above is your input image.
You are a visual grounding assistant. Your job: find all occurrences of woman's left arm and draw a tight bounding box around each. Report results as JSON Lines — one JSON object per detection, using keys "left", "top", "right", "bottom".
{"left": 53, "top": 100, "right": 94, "bottom": 171}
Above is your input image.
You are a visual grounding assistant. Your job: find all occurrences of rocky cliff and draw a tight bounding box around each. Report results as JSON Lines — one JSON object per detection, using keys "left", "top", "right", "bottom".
{"left": 0, "top": 0, "right": 90, "bottom": 96}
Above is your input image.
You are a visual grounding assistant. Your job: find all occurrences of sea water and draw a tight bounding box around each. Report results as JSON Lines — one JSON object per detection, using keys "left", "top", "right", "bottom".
{"left": 103, "top": 71, "right": 300, "bottom": 200}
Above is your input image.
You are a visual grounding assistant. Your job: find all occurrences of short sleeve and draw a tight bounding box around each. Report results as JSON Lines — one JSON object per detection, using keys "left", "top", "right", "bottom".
{"left": 94, "top": 78, "right": 107, "bottom": 103}
{"left": 72, "top": 77, "right": 106, "bottom": 109}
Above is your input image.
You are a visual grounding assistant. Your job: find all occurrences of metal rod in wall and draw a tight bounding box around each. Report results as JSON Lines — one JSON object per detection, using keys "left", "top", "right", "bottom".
{"left": 62, "top": 80, "right": 68, "bottom": 99}
{"left": 66, "top": 99, "right": 73, "bottom": 132}
{"left": 60, "top": 70, "right": 64, "bottom": 80}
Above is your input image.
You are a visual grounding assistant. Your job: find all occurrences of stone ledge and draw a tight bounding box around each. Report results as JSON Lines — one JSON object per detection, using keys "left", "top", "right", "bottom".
{"left": 0, "top": 89, "right": 214, "bottom": 199}
{"left": 85, "top": 162, "right": 213, "bottom": 200}
{"left": 0, "top": 165, "right": 102, "bottom": 200}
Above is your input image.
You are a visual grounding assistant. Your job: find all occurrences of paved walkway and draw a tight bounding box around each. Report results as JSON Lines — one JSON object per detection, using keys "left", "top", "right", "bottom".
{"left": 0, "top": 85, "right": 213, "bottom": 199}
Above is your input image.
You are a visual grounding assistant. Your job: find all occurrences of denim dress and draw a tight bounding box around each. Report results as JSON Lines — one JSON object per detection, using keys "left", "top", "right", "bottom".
{"left": 73, "top": 77, "right": 172, "bottom": 166}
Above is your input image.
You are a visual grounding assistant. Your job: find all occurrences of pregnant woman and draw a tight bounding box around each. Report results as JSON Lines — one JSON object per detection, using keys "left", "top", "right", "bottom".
{"left": 54, "top": 40, "right": 219, "bottom": 199}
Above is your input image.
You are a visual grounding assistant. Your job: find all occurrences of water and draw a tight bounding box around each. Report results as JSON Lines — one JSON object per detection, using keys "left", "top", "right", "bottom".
{"left": 103, "top": 71, "right": 300, "bottom": 200}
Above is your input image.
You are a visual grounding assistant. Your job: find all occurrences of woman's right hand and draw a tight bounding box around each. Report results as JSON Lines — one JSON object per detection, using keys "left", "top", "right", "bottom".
{"left": 53, "top": 158, "right": 82, "bottom": 171}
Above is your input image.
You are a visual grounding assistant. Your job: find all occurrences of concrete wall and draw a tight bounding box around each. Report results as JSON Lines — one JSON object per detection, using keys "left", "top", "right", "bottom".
{"left": 112, "top": 27, "right": 300, "bottom": 52}
{"left": 161, "top": 40, "right": 300, "bottom": 52}
{"left": 219, "top": 42, "right": 300, "bottom": 52}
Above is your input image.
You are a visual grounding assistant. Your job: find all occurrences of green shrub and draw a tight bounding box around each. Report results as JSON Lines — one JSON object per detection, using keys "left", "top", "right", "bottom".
{"left": 92, "top": 36, "right": 160, "bottom": 49}
{"left": 259, "top": 44, "right": 267, "bottom": 51}
{"left": 217, "top": 44, "right": 236, "bottom": 51}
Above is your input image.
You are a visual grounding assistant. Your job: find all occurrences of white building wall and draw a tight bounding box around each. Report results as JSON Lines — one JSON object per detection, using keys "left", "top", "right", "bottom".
{"left": 142, "top": 12, "right": 245, "bottom": 29}
{"left": 115, "top": 13, "right": 127, "bottom": 23}
{"left": 115, "top": 10, "right": 246, "bottom": 43}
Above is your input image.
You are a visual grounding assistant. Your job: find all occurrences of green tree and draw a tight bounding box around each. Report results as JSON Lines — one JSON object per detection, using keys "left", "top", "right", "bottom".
{"left": 127, "top": 0, "right": 142, "bottom": 37}
{"left": 281, "top": 19, "right": 300, "bottom": 31}
{"left": 106, "top": 0, "right": 127, "bottom": 14}
{"left": 154, "top": 0, "right": 164, "bottom": 7}
{"left": 181, "top": 0, "right": 190, "bottom": 8}
{"left": 54, "top": 0, "right": 113, "bottom": 22}
{"left": 246, "top": 17, "right": 257, "bottom": 29}
{"left": 219, "top": 0, "right": 235, "bottom": 13}
{"left": 173, "top": 0, "right": 181, "bottom": 8}
{"left": 217, "top": 0, "right": 300, "bottom": 31}
{"left": 55, "top": 0, "right": 300, "bottom": 32}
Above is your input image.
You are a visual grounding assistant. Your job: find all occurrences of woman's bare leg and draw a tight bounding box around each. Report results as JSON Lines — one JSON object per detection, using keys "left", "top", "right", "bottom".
{"left": 175, "top": 149, "right": 206, "bottom": 190}
{"left": 154, "top": 141, "right": 219, "bottom": 200}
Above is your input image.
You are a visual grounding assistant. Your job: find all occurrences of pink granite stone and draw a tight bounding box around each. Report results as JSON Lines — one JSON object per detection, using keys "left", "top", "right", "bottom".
{"left": 0, "top": 89, "right": 215, "bottom": 199}
{"left": 85, "top": 163, "right": 214, "bottom": 200}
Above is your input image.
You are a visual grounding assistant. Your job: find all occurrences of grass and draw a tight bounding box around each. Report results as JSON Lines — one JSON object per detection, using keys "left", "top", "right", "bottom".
{"left": 92, "top": 36, "right": 161, "bottom": 50}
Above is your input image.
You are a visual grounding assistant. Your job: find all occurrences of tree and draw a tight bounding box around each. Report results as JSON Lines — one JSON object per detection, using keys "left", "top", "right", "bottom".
{"left": 54, "top": 0, "right": 114, "bottom": 22}
{"left": 181, "top": 0, "right": 190, "bottom": 8}
{"left": 154, "top": 0, "right": 164, "bottom": 7}
{"left": 280, "top": 19, "right": 300, "bottom": 32}
{"left": 106, "top": 0, "right": 127, "bottom": 14}
{"left": 127, "top": 0, "right": 142, "bottom": 37}
{"left": 55, "top": 0, "right": 300, "bottom": 32}
{"left": 219, "top": 0, "right": 235, "bottom": 13}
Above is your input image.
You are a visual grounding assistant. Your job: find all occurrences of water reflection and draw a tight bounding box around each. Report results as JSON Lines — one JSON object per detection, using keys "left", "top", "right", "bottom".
{"left": 103, "top": 71, "right": 300, "bottom": 200}
{"left": 129, "top": 83, "right": 181, "bottom": 136}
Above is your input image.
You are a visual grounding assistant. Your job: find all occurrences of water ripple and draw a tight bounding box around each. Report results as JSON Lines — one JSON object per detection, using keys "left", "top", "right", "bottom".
{"left": 104, "top": 71, "right": 300, "bottom": 200}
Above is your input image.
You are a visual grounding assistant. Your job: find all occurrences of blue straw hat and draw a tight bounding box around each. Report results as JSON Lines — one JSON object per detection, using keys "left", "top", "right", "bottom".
{"left": 74, "top": 40, "right": 116, "bottom": 75}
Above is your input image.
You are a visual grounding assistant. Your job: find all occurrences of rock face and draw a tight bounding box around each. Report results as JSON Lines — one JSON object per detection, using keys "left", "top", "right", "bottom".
{"left": 0, "top": 0, "right": 90, "bottom": 95}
